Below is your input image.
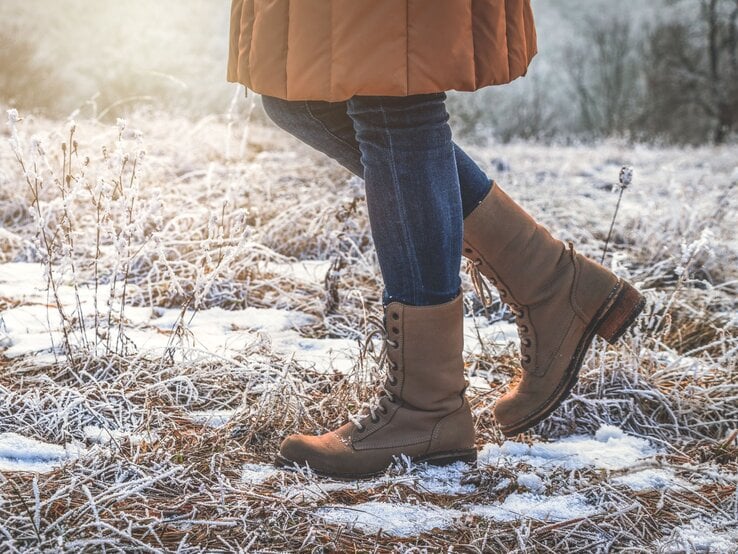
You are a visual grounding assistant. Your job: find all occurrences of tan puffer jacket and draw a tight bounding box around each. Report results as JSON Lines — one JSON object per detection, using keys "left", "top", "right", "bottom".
{"left": 227, "top": 0, "right": 538, "bottom": 102}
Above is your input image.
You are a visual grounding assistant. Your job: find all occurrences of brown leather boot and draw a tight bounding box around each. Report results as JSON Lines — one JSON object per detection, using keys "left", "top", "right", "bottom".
{"left": 275, "top": 290, "right": 476, "bottom": 478}
{"left": 463, "top": 181, "right": 645, "bottom": 437}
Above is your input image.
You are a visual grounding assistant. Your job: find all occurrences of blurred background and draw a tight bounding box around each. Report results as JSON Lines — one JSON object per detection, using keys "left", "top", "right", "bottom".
{"left": 1, "top": 0, "right": 736, "bottom": 145}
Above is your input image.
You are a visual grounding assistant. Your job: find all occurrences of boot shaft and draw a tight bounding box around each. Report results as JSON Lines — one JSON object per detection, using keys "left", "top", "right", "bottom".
{"left": 463, "top": 181, "right": 570, "bottom": 305}
{"left": 382, "top": 290, "right": 466, "bottom": 412}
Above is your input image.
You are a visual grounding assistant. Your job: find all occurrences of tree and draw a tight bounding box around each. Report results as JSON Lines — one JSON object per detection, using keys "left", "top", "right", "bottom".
{"left": 564, "top": 14, "right": 644, "bottom": 138}
{"left": 643, "top": 0, "right": 738, "bottom": 143}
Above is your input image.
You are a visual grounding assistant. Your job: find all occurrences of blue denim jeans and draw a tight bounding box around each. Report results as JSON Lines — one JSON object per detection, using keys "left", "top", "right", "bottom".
{"left": 260, "top": 92, "right": 492, "bottom": 307}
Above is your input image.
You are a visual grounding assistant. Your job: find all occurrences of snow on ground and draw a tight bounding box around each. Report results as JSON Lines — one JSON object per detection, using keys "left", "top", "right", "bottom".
{"left": 0, "top": 432, "right": 85, "bottom": 473}
{"left": 656, "top": 517, "right": 738, "bottom": 554}
{"left": 81, "top": 426, "right": 157, "bottom": 446}
{"left": 315, "top": 501, "right": 464, "bottom": 538}
{"left": 0, "top": 262, "right": 357, "bottom": 370}
{"left": 467, "top": 492, "right": 596, "bottom": 523}
{"left": 0, "top": 261, "right": 518, "bottom": 373}
{"left": 203, "top": 424, "right": 717, "bottom": 538}
{"left": 478, "top": 424, "right": 659, "bottom": 471}
{"left": 613, "top": 468, "right": 691, "bottom": 491}
{"left": 242, "top": 462, "right": 280, "bottom": 485}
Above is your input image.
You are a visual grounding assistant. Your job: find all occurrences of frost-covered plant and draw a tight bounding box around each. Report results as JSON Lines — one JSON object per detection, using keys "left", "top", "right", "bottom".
{"left": 600, "top": 165, "right": 633, "bottom": 264}
{"left": 6, "top": 111, "right": 156, "bottom": 362}
{"left": 6, "top": 111, "right": 257, "bottom": 365}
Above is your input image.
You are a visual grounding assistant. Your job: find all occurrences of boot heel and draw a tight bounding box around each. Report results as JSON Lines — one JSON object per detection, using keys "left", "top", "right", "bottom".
{"left": 595, "top": 280, "right": 646, "bottom": 344}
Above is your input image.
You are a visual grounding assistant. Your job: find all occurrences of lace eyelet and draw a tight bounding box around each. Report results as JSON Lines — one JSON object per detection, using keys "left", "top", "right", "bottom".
{"left": 371, "top": 415, "right": 379, "bottom": 424}
{"left": 389, "top": 376, "right": 398, "bottom": 386}
{"left": 473, "top": 259, "right": 482, "bottom": 266}
{"left": 356, "top": 424, "right": 366, "bottom": 433}
{"left": 522, "top": 354, "right": 531, "bottom": 363}
{"left": 521, "top": 325, "right": 529, "bottom": 333}
{"left": 522, "top": 338, "right": 531, "bottom": 347}
{"left": 391, "top": 313, "right": 399, "bottom": 320}
{"left": 388, "top": 339, "right": 399, "bottom": 348}
{"left": 390, "top": 362, "right": 398, "bottom": 371}
{"left": 380, "top": 405, "right": 388, "bottom": 414}
{"left": 464, "top": 247, "right": 473, "bottom": 254}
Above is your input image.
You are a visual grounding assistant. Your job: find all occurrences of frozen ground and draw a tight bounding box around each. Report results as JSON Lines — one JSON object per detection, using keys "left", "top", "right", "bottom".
{"left": 0, "top": 110, "right": 735, "bottom": 552}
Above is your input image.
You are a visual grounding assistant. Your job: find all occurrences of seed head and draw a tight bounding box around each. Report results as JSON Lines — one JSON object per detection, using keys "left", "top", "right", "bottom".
{"left": 619, "top": 166, "right": 634, "bottom": 189}
{"left": 6, "top": 109, "right": 19, "bottom": 125}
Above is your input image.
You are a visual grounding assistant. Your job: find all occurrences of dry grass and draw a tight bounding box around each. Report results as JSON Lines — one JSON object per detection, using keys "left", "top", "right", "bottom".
{"left": 0, "top": 109, "right": 736, "bottom": 552}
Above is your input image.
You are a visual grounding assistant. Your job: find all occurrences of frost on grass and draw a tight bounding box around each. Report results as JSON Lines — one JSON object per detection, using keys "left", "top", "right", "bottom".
{"left": 0, "top": 262, "right": 358, "bottom": 371}
{"left": 82, "top": 425, "right": 156, "bottom": 446}
{"left": 0, "top": 113, "right": 735, "bottom": 551}
{"left": 315, "top": 501, "right": 463, "bottom": 537}
{"left": 656, "top": 517, "right": 738, "bottom": 554}
{"left": 188, "top": 409, "right": 235, "bottom": 428}
{"left": 0, "top": 432, "right": 85, "bottom": 473}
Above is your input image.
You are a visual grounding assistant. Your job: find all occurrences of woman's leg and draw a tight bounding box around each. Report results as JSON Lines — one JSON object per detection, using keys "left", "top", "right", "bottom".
{"left": 344, "top": 92, "right": 463, "bottom": 306}
{"left": 261, "top": 94, "right": 492, "bottom": 219}
{"left": 276, "top": 92, "right": 476, "bottom": 476}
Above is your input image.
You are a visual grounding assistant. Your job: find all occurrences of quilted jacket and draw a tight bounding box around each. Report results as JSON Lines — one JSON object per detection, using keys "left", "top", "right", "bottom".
{"left": 227, "top": 0, "right": 537, "bottom": 101}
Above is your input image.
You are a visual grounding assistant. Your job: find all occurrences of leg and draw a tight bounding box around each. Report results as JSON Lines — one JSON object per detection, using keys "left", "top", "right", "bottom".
{"left": 345, "top": 92, "right": 463, "bottom": 306}
{"left": 276, "top": 92, "right": 475, "bottom": 477}
{"left": 261, "top": 94, "right": 492, "bottom": 219}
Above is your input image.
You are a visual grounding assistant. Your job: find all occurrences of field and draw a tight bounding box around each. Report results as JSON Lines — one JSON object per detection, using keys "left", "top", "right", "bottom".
{"left": 0, "top": 107, "right": 736, "bottom": 552}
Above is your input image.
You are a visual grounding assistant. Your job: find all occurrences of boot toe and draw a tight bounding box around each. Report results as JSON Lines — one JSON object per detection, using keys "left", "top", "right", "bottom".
{"left": 278, "top": 433, "right": 311, "bottom": 466}
{"left": 277, "top": 431, "right": 353, "bottom": 474}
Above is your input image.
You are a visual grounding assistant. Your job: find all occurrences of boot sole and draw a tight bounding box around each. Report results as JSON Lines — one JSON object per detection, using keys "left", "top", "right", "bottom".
{"left": 499, "top": 279, "right": 645, "bottom": 437}
{"left": 274, "top": 448, "right": 477, "bottom": 480}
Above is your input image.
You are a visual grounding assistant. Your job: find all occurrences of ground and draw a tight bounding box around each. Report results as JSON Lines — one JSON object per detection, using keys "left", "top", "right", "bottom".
{"left": 0, "top": 108, "right": 736, "bottom": 552}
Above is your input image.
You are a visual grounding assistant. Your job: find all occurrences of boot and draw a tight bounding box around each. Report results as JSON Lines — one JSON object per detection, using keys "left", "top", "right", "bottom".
{"left": 462, "top": 181, "right": 645, "bottom": 437}
{"left": 276, "top": 289, "right": 476, "bottom": 478}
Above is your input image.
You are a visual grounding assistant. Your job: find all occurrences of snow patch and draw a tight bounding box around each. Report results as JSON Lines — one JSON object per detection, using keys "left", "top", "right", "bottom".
{"left": 468, "top": 492, "right": 596, "bottom": 523}
{"left": 406, "top": 461, "right": 477, "bottom": 495}
{"left": 242, "top": 463, "right": 279, "bottom": 485}
{"left": 0, "top": 432, "right": 85, "bottom": 473}
{"left": 280, "top": 460, "right": 476, "bottom": 503}
{"left": 657, "top": 517, "right": 738, "bottom": 554}
{"left": 613, "top": 468, "right": 690, "bottom": 491}
{"left": 479, "top": 425, "right": 657, "bottom": 471}
{"left": 82, "top": 426, "right": 156, "bottom": 446}
{"left": 316, "top": 501, "right": 462, "bottom": 537}
{"left": 0, "top": 263, "right": 358, "bottom": 371}
{"left": 517, "top": 472, "right": 545, "bottom": 493}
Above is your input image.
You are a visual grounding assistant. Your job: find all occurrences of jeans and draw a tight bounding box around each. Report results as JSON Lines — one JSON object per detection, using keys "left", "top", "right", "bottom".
{"left": 260, "top": 91, "right": 493, "bottom": 307}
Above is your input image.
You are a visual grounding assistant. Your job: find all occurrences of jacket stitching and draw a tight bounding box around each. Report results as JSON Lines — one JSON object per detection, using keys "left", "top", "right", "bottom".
{"left": 284, "top": 0, "right": 290, "bottom": 98}
{"left": 405, "top": 0, "right": 409, "bottom": 94}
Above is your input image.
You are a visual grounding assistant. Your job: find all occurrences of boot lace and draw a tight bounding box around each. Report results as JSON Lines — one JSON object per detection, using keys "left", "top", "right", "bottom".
{"left": 467, "top": 251, "right": 532, "bottom": 366}
{"left": 347, "top": 314, "right": 400, "bottom": 432}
